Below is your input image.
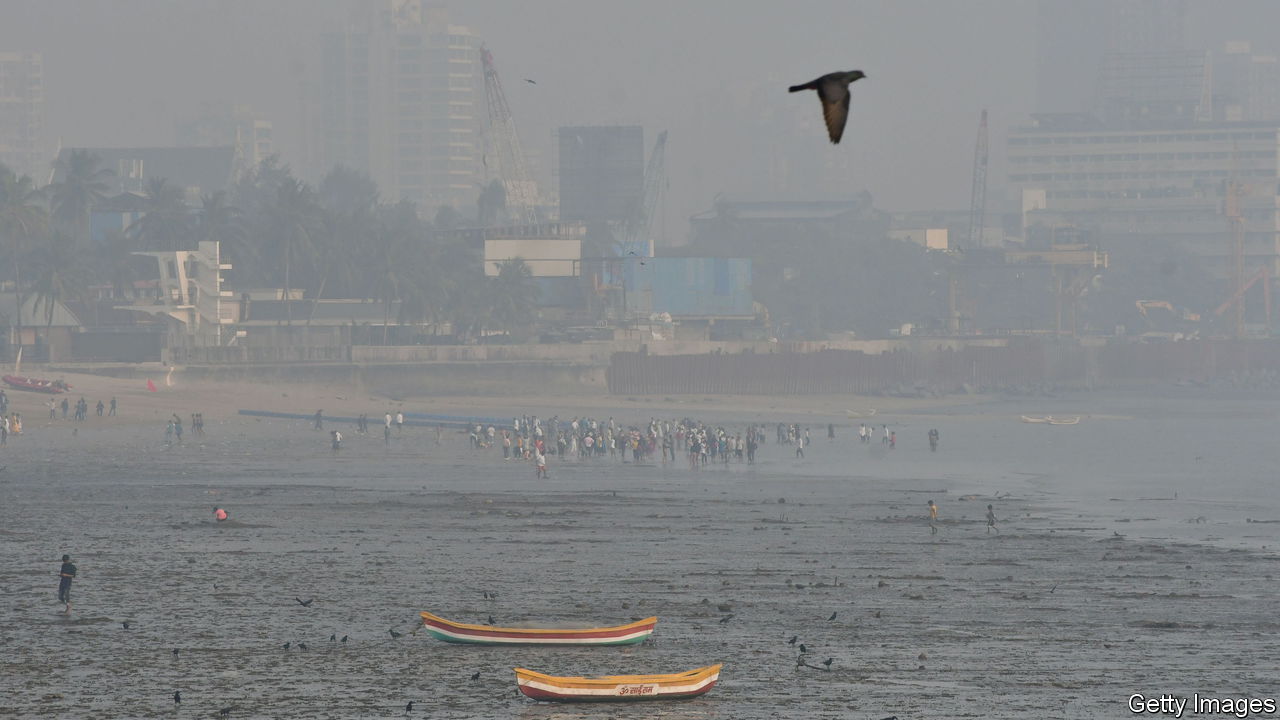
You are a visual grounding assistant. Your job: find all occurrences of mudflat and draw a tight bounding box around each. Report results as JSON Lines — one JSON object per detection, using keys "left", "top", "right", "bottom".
{"left": 1, "top": 375, "right": 1275, "bottom": 718}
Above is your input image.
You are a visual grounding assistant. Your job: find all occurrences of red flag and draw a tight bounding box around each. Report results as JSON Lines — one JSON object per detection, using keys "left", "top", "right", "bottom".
{"left": 146, "top": 379, "right": 157, "bottom": 392}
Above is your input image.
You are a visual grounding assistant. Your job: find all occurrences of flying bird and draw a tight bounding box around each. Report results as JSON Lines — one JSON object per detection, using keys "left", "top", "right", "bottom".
{"left": 295, "top": 597, "right": 313, "bottom": 607}
{"left": 788, "top": 70, "right": 867, "bottom": 144}
{"left": 523, "top": 78, "right": 536, "bottom": 84}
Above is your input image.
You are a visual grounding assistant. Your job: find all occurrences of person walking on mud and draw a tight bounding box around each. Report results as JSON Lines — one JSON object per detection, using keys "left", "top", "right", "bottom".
{"left": 314, "top": 410, "right": 323, "bottom": 430}
{"left": 57, "top": 554, "right": 76, "bottom": 614}
{"left": 928, "top": 500, "right": 939, "bottom": 535}
{"left": 986, "top": 504, "right": 999, "bottom": 534}
{"left": 928, "top": 428, "right": 939, "bottom": 452}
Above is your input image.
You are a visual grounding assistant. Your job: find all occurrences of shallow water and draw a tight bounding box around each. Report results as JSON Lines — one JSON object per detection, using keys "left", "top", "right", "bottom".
{"left": 2, "top": 387, "right": 1278, "bottom": 718}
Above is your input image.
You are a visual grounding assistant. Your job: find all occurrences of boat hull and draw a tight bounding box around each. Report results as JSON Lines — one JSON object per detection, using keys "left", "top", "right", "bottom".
{"left": 2, "top": 375, "right": 68, "bottom": 394}
{"left": 419, "top": 611, "right": 655, "bottom": 646}
{"left": 515, "top": 664, "right": 720, "bottom": 702}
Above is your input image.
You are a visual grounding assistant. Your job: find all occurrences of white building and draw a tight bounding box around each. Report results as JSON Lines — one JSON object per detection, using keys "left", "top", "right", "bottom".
{"left": 120, "top": 241, "right": 235, "bottom": 343}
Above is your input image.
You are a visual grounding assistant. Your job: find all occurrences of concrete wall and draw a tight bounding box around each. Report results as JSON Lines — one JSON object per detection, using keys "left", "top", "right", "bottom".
{"left": 176, "top": 361, "right": 604, "bottom": 398}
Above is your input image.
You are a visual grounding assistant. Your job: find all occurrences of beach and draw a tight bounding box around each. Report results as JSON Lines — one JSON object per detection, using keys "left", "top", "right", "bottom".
{"left": 1, "top": 373, "right": 1278, "bottom": 718}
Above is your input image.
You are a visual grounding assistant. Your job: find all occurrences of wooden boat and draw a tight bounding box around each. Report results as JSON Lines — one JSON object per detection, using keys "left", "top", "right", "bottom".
{"left": 1020, "top": 415, "right": 1050, "bottom": 423}
{"left": 2, "top": 375, "right": 70, "bottom": 394}
{"left": 846, "top": 408, "right": 877, "bottom": 419}
{"left": 514, "top": 664, "right": 721, "bottom": 702}
{"left": 418, "top": 611, "right": 656, "bottom": 646}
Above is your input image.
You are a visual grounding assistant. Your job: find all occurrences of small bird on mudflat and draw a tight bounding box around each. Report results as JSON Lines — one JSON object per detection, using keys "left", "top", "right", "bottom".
{"left": 219, "top": 708, "right": 232, "bottom": 718}
{"left": 329, "top": 634, "right": 336, "bottom": 642}
{"left": 172, "top": 648, "right": 179, "bottom": 658}
{"left": 405, "top": 700, "right": 414, "bottom": 713}
{"left": 787, "top": 635, "right": 797, "bottom": 645}
{"left": 389, "top": 629, "right": 402, "bottom": 639}
{"left": 173, "top": 690, "right": 181, "bottom": 704}
{"left": 298, "top": 642, "right": 308, "bottom": 651}
{"left": 121, "top": 621, "right": 130, "bottom": 630}
{"left": 282, "top": 642, "right": 290, "bottom": 650}
{"left": 470, "top": 671, "right": 481, "bottom": 681}
{"left": 487, "top": 615, "right": 496, "bottom": 625}
{"left": 718, "top": 614, "right": 734, "bottom": 624}
{"left": 788, "top": 70, "right": 867, "bottom": 144}
{"left": 822, "top": 657, "right": 834, "bottom": 669}
{"left": 828, "top": 611, "right": 838, "bottom": 621}
{"left": 295, "top": 597, "right": 313, "bottom": 607}
{"left": 799, "top": 644, "right": 807, "bottom": 654}
{"left": 340, "top": 635, "right": 348, "bottom": 643}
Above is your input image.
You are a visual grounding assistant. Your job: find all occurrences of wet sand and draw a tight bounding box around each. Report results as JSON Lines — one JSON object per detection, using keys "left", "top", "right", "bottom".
{"left": 1, "top": 375, "right": 1278, "bottom": 718}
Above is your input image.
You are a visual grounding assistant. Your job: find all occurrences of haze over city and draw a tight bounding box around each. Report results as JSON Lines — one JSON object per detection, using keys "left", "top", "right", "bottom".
{"left": 2, "top": 0, "right": 1274, "bottom": 226}
{"left": 4, "top": 2, "right": 1280, "bottom": 718}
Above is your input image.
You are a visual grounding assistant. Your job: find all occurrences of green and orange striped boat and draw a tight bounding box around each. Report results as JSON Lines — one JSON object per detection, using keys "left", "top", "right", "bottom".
{"left": 514, "top": 664, "right": 722, "bottom": 702}
{"left": 418, "top": 611, "right": 656, "bottom": 646}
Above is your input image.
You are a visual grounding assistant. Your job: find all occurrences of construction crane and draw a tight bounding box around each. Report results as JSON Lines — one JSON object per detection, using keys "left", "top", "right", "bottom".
{"left": 621, "top": 130, "right": 667, "bottom": 256}
{"left": 480, "top": 45, "right": 539, "bottom": 226}
{"left": 945, "top": 110, "right": 989, "bottom": 334}
{"left": 1224, "top": 178, "right": 1249, "bottom": 339}
{"left": 966, "top": 109, "right": 988, "bottom": 250}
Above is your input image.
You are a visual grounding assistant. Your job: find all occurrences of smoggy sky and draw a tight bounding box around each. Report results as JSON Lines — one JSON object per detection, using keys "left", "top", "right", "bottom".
{"left": 2, "top": 0, "right": 1278, "bottom": 240}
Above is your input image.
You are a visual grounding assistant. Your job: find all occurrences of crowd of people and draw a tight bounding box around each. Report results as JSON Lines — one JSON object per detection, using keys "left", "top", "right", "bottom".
{"left": 459, "top": 415, "right": 787, "bottom": 474}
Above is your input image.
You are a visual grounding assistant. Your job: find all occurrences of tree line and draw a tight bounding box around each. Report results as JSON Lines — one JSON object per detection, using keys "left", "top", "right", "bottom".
{"left": 0, "top": 153, "right": 538, "bottom": 340}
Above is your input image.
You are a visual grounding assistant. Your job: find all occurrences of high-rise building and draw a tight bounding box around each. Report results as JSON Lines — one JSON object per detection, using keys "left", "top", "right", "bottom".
{"left": 1007, "top": 119, "right": 1280, "bottom": 279}
{"left": 0, "top": 51, "right": 44, "bottom": 180}
{"left": 557, "top": 126, "right": 644, "bottom": 227}
{"left": 1035, "top": 0, "right": 1189, "bottom": 118}
{"left": 176, "top": 103, "right": 274, "bottom": 175}
{"left": 1214, "top": 41, "right": 1280, "bottom": 123}
{"left": 320, "top": 0, "right": 483, "bottom": 213}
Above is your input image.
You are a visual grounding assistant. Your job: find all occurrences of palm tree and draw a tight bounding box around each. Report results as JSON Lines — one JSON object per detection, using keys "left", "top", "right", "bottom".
{"left": 265, "top": 178, "right": 323, "bottom": 325}
{"left": 94, "top": 229, "right": 143, "bottom": 301}
{"left": 50, "top": 149, "right": 112, "bottom": 243}
{"left": 476, "top": 179, "right": 507, "bottom": 226}
{"left": 314, "top": 166, "right": 379, "bottom": 305}
{"left": 0, "top": 164, "right": 49, "bottom": 356}
{"left": 27, "top": 231, "right": 87, "bottom": 346}
{"left": 128, "top": 177, "right": 191, "bottom": 251}
{"left": 487, "top": 258, "right": 538, "bottom": 338}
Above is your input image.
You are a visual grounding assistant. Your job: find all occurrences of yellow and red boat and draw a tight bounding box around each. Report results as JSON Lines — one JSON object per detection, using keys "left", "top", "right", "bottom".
{"left": 419, "top": 611, "right": 656, "bottom": 646}
{"left": 514, "top": 664, "right": 721, "bottom": 702}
